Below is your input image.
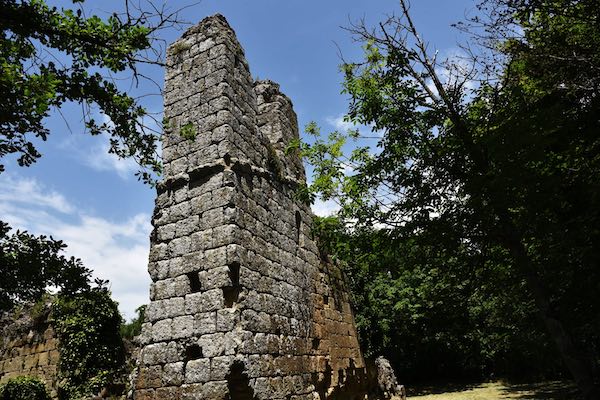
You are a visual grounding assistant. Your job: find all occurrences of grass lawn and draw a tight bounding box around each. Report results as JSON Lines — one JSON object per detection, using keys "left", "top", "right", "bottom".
{"left": 404, "top": 381, "right": 581, "bottom": 399}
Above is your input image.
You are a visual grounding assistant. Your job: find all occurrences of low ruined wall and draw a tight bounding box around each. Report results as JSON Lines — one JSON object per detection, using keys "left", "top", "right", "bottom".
{"left": 0, "top": 302, "right": 59, "bottom": 397}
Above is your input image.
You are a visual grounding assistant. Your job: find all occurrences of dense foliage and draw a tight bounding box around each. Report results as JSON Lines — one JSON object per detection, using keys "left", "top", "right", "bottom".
{"left": 52, "top": 286, "right": 126, "bottom": 400}
{"left": 0, "top": 220, "right": 91, "bottom": 312}
{"left": 301, "top": 0, "right": 600, "bottom": 397}
{"left": 0, "top": 0, "right": 170, "bottom": 183}
{"left": 120, "top": 304, "right": 146, "bottom": 339}
{"left": 0, "top": 376, "right": 51, "bottom": 400}
{"left": 314, "top": 217, "right": 561, "bottom": 381}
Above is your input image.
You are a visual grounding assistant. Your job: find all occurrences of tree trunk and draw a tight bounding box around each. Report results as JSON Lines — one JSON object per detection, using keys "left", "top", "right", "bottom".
{"left": 503, "top": 233, "right": 600, "bottom": 400}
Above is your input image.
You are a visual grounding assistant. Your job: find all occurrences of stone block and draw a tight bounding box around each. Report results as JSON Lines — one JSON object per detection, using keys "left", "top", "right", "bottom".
{"left": 197, "top": 333, "right": 225, "bottom": 357}
{"left": 185, "top": 359, "right": 210, "bottom": 383}
{"left": 135, "top": 389, "right": 156, "bottom": 400}
{"left": 181, "top": 384, "right": 204, "bottom": 400}
{"left": 155, "top": 386, "right": 182, "bottom": 399}
{"left": 162, "top": 361, "right": 184, "bottom": 386}
{"left": 139, "top": 365, "right": 164, "bottom": 389}
{"left": 198, "top": 266, "right": 230, "bottom": 290}
{"left": 193, "top": 312, "right": 217, "bottom": 335}
{"left": 172, "top": 315, "right": 195, "bottom": 339}
{"left": 185, "top": 289, "right": 223, "bottom": 314}
{"left": 141, "top": 342, "right": 181, "bottom": 366}
{"left": 152, "top": 319, "right": 173, "bottom": 342}
{"left": 216, "top": 308, "right": 238, "bottom": 332}
{"left": 169, "top": 236, "right": 192, "bottom": 257}
{"left": 209, "top": 356, "right": 233, "bottom": 380}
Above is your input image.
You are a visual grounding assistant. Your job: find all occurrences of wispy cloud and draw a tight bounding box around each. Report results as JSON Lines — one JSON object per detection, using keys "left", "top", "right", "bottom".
{"left": 84, "top": 141, "right": 139, "bottom": 179}
{"left": 58, "top": 110, "right": 161, "bottom": 181}
{"left": 326, "top": 115, "right": 356, "bottom": 132}
{"left": 58, "top": 133, "right": 139, "bottom": 180}
{"left": 325, "top": 114, "right": 380, "bottom": 138}
{"left": 0, "top": 174, "right": 74, "bottom": 214}
{"left": 311, "top": 199, "right": 340, "bottom": 217}
{"left": 0, "top": 173, "right": 151, "bottom": 320}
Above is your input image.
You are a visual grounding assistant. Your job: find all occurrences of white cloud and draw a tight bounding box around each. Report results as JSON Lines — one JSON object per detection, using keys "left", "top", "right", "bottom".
{"left": 49, "top": 214, "right": 152, "bottom": 320}
{"left": 326, "top": 115, "right": 356, "bottom": 132}
{"left": 58, "top": 133, "right": 139, "bottom": 180}
{"left": 84, "top": 141, "right": 139, "bottom": 180}
{"left": 0, "top": 174, "right": 74, "bottom": 214}
{"left": 311, "top": 199, "right": 340, "bottom": 217}
{"left": 0, "top": 173, "right": 151, "bottom": 320}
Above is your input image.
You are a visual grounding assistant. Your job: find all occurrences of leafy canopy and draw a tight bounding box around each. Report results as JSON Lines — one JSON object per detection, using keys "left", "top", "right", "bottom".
{"left": 0, "top": 0, "right": 177, "bottom": 183}
{"left": 0, "top": 220, "right": 92, "bottom": 312}
{"left": 120, "top": 303, "right": 146, "bottom": 339}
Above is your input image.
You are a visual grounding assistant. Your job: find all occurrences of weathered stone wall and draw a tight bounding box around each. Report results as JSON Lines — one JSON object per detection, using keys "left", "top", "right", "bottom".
{"left": 0, "top": 302, "right": 59, "bottom": 397}
{"left": 134, "top": 14, "right": 370, "bottom": 400}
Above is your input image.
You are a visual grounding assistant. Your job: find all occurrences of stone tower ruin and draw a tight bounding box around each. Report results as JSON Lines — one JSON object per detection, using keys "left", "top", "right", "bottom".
{"left": 134, "top": 14, "right": 371, "bottom": 400}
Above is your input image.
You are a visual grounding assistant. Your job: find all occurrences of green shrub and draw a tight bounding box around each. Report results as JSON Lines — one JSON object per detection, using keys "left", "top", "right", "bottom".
{"left": 52, "top": 287, "right": 125, "bottom": 400}
{"left": 0, "top": 376, "right": 51, "bottom": 400}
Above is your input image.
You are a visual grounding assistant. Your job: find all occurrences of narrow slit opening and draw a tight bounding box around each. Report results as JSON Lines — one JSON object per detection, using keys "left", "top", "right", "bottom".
{"left": 223, "top": 262, "right": 241, "bottom": 308}
{"left": 223, "top": 286, "right": 240, "bottom": 308}
{"left": 295, "top": 210, "right": 302, "bottom": 242}
{"left": 187, "top": 272, "right": 202, "bottom": 293}
{"left": 228, "top": 262, "right": 240, "bottom": 286}
{"left": 312, "top": 338, "right": 321, "bottom": 350}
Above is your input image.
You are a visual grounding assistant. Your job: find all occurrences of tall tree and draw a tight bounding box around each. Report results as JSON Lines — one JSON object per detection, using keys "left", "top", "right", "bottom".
{"left": 299, "top": 0, "right": 600, "bottom": 397}
{"left": 0, "top": 0, "right": 189, "bottom": 183}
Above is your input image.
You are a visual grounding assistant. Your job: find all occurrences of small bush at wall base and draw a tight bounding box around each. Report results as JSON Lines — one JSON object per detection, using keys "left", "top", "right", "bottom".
{"left": 0, "top": 376, "right": 51, "bottom": 400}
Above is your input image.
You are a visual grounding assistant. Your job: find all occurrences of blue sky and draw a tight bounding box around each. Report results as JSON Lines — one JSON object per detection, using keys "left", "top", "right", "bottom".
{"left": 0, "top": 0, "right": 478, "bottom": 319}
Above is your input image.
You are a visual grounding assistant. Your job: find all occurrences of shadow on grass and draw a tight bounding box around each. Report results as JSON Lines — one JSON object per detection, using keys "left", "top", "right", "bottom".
{"left": 407, "top": 380, "right": 583, "bottom": 399}
{"left": 501, "top": 381, "right": 582, "bottom": 400}
{"left": 406, "top": 381, "right": 481, "bottom": 397}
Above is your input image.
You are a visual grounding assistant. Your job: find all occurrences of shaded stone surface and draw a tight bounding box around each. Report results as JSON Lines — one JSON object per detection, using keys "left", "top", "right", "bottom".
{"left": 0, "top": 300, "right": 59, "bottom": 398}
{"left": 134, "top": 14, "right": 372, "bottom": 400}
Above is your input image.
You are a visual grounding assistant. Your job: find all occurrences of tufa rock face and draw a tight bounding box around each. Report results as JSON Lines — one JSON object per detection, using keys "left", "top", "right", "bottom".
{"left": 133, "top": 14, "right": 380, "bottom": 400}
